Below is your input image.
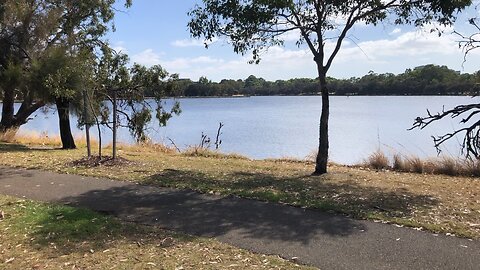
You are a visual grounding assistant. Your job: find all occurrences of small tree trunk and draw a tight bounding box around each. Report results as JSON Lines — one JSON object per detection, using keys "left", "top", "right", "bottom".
{"left": 112, "top": 90, "right": 117, "bottom": 160}
{"left": 0, "top": 87, "right": 16, "bottom": 133}
{"left": 314, "top": 66, "right": 330, "bottom": 175}
{"left": 83, "top": 90, "right": 91, "bottom": 157}
{"left": 56, "top": 98, "right": 76, "bottom": 149}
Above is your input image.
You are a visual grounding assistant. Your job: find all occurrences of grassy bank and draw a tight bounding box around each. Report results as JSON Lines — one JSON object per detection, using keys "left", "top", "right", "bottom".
{"left": 0, "top": 139, "right": 479, "bottom": 239}
{"left": 0, "top": 195, "right": 311, "bottom": 269}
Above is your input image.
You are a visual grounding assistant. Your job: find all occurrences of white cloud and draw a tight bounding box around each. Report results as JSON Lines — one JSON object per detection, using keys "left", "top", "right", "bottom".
{"left": 171, "top": 38, "right": 219, "bottom": 48}
{"left": 131, "top": 49, "right": 162, "bottom": 66}
{"left": 280, "top": 29, "right": 302, "bottom": 42}
{"left": 324, "top": 24, "right": 460, "bottom": 65}
{"left": 112, "top": 41, "right": 128, "bottom": 54}
{"left": 161, "top": 46, "right": 315, "bottom": 81}
{"left": 389, "top": 28, "right": 402, "bottom": 35}
{"left": 127, "top": 24, "right": 480, "bottom": 82}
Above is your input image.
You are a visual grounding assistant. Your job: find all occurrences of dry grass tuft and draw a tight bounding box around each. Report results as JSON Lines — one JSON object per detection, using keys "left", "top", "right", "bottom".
{"left": 404, "top": 156, "right": 424, "bottom": 174}
{"left": 392, "top": 154, "right": 405, "bottom": 171}
{"left": 363, "top": 150, "right": 480, "bottom": 177}
{"left": 116, "top": 141, "right": 178, "bottom": 154}
{"left": 182, "top": 146, "right": 249, "bottom": 160}
{"left": 0, "top": 128, "right": 18, "bottom": 142}
{"left": 14, "top": 131, "right": 63, "bottom": 146}
{"left": 365, "top": 150, "right": 390, "bottom": 170}
{"left": 464, "top": 160, "right": 480, "bottom": 177}
{"left": 305, "top": 150, "right": 318, "bottom": 163}
{"left": 434, "top": 157, "right": 461, "bottom": 176}
{"left": 4, "top": 130, "right": 97, "bottom": 148}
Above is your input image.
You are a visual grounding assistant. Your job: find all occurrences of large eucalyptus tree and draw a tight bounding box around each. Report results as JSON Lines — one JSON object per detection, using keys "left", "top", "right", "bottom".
{"left": 0, "top": 0, "right": 131, "bottom": 148}
{"left": 188, "top": 0, "right": 471, "bottom": 174}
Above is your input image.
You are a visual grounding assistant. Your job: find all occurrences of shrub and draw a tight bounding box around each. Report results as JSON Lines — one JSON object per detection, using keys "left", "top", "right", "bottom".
{"left": 405, "top": 156, "right": 424, "bottom": 173}
{"left": 434, "top": 157, "right": 460, "bottom": 176}
{"left": 392, "top": 154, "right": 405, "bottom": 171}
{"left": 463, "top": 159, "right": 480, "bottom": 177}
{"left": 365, "top": 150, "right": 390, "bottom": 170}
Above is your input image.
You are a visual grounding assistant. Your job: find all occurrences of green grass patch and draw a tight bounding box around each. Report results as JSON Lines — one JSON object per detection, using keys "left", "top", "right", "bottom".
{"left": 0, "top": 195, "right": 313, "bottom": 269}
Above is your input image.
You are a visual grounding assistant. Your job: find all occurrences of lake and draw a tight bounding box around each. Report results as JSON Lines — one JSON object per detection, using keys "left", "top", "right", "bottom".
{"left": 4, "top": 96, "right": 477, "bottom": 164}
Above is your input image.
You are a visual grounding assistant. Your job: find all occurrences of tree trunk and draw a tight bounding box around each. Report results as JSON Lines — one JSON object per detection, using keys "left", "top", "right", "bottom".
{"left": 314, "top": 66, "right": 330, "bottom": 175}
{"left": 56, "top": 98, "right": 76, "bottom": 149}
{"left": 0, "top": 86, "right": 16, "bottom": 133}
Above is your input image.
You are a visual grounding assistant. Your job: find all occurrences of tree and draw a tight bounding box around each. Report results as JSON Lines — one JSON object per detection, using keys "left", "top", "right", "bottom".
{"left": 88, "top": 47, "right": 181, "bottom": 159}
{"left": 411, "top": 14, "right": 480, "bottom": 159}
{"left": 188, "top": 0, "right": 471, "bottom": 174}
{"left": 0, "top": 0, "right": 131, "bottom": 143}
{"left": 29, "top": 46, "right": 94, "bottom": 149}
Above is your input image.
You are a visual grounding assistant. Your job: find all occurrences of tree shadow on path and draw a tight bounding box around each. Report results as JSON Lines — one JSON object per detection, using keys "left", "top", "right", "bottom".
{"left": 59, "top": 184, "right": 364, "bottom": 245}
{"left": 57, "top": 169, "right": 438, "bottom": 246}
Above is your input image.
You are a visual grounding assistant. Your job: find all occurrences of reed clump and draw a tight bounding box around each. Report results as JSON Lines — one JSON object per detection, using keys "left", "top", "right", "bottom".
{"left": 363, "top": 150, "right": 480, "bottom": 177}
{"left": 364, "top": 150, "right": 390, "bottom": 170}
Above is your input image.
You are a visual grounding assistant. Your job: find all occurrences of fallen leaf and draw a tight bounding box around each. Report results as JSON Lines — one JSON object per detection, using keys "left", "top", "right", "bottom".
{"left": 160, "top": 237, "right": 174, "bottom": 247}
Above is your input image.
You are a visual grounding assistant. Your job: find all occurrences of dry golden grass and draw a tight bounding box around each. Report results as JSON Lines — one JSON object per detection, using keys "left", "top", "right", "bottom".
{"left": 433, "top": 157, "right": 461, "bottom": 176}
{"left": 182, "top": 146, "right": 249, "bottom": 159}
{"left": 115, "top": 141, "right": 178, "bottom": 154}
{"left": 404, "top": 156, "right": 425, "bottom": 174}
{"left": 1, "top": 142, "right": 479, "bottom": 239}
{"left": 392, "top": 154, "right": 405, "bottom": 171}
{"left": 1, "top": 130, "right": 94, "bottom": 148}
{"left": 0, "top": 195, "right": 311, "bottom": 270}
{"left": 364, "top": 150, "right": 390, "bottom": 170}
{"left": 363, "top": 150, "right": 480, "bottom": 177}
{"left": 0, "top": 128, "right": 17, "bottom": 142}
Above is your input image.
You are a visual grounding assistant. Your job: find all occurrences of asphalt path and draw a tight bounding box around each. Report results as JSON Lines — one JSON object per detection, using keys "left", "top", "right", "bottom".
{"left": 0, "top": 166, "right": 478, "bottom": 269}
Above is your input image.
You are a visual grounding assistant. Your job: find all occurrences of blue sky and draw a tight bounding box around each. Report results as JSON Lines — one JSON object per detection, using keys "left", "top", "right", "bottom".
{"left": 107, "top": 0, "right": 480, "bottom": 82}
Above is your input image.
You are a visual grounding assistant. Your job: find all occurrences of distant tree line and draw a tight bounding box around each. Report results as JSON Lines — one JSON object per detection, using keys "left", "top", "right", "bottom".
{"left": 160, "top": 65, "right": 479, "bottom": 97}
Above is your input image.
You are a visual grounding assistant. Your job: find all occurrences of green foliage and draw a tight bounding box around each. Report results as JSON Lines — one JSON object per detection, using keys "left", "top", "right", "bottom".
{"left": 0, "top": 0, "right": 131, "bottom": 128}
{"left": 169, "top": 65, "right": 478, "bottom": 97}
{"left": 0, "top": 62, "right": 22, "bottom": 91}
{"left": 189, "top": 0, "right": 472, "bottom": 66}
{"left": 30, "top": 47, "right": 93, "bottom": 101}
{"left": 89, "top": 48, "right": 181, "bottom": 143}
{"left": 129, "top": 108, "right": 152, "bottom": 142}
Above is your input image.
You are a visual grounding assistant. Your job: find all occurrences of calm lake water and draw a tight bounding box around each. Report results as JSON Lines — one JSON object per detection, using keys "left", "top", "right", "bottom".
{"left": 4, "top": 96, "right": 477, "bottom": 164}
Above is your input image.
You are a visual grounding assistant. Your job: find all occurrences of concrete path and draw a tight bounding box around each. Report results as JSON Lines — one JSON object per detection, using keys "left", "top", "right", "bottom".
{"left": 0, "top": 166, "right": 478, "bottom": 270}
